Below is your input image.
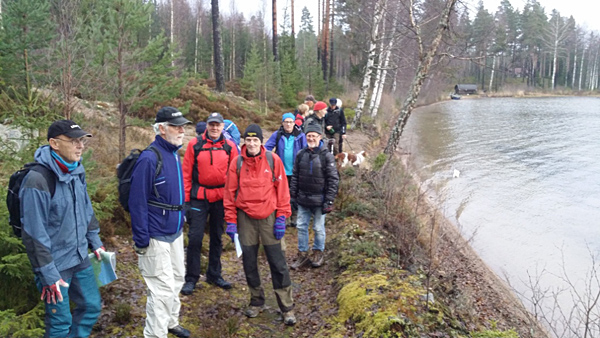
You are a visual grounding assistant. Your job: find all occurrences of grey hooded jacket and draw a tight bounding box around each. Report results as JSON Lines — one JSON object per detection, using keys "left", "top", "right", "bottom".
{"left": 19, "top": 145, "right": 102, "bottom": 286}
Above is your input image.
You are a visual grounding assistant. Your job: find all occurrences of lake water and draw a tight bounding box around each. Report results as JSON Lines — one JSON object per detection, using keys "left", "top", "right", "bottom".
{"left": 403, "top": 97, "right": 600, "bottom": 329}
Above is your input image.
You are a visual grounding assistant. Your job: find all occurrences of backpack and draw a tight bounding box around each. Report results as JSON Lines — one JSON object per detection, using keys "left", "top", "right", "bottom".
{"left": 223, "top": 119, "right": 241, "bottom": 146}
{"left": 7, "top": 163, "right": 56, "bottom": 237}
{"left": 234, "top": 151, "right": 275, "bottom": 201}
{"left": 117, "top": 146, "right": 163, "bottom": 212}
{"left": 192, "top": 135, "right": 234, "bottom": 168}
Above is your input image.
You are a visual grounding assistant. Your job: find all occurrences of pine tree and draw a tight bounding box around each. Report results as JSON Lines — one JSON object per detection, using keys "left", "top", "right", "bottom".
{"left": 86, "top": 0, "right": 184, "bottom": 158}
{"left": 0, "top": 0, "right": 55, "bottom": 97}
{"left": 297, "top": 7, "right": 325, "bottom": 98}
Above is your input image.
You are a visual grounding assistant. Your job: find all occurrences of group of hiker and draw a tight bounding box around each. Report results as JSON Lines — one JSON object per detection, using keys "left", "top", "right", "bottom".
{"left": 17, "top": 96, "right": 345, "bottom": 338}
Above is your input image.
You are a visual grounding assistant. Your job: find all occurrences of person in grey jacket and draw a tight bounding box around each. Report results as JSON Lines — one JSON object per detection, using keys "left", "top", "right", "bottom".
{"left": 289, "top": 124, "right": 339, "bottom": 269}
{"left": 20, "top": 120, "right": 104, "bottom": 338}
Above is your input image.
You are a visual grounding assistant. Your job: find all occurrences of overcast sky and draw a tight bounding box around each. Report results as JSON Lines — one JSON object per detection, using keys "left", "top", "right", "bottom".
{"left": 225, "top": 0, "right": 600, "bottom": 35}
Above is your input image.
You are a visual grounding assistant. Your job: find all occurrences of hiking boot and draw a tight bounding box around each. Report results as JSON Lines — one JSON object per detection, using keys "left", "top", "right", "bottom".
{"left": 180, "top": 282, "right": 196, "bottom": 295}
{"left": 290, "top": 252, "right": 311, "bottom": 270}
{"left": 244, "top": 305, "right": 266, "bottom": 318}
{"left": 311, "top": 250, "right": 324, "bottom": 268}
{"left": 282, "top": 311, "right": 297, "bottom": 326}
{"left": 206, "top": 277, "right": 232, "bottom": 290}
{"left": 168, "top": 325, "right": 191, "bottom": 338}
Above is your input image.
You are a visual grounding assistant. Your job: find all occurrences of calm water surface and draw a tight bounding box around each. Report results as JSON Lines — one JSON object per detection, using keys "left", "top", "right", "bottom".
{"left": 403, "top": 97, "right": 600, "bottom": 310}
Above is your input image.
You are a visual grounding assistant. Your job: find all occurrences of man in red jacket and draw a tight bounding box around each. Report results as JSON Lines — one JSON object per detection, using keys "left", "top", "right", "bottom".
{"left": 181, "top": 112, "right": 238, "bottom": 294}
{"left": 223, "top": 124, "right": 296, "bottom": 325}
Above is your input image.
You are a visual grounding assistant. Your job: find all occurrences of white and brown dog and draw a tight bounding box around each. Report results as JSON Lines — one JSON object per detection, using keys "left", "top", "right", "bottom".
{"left": 335, "top": 150, "right": 368, "bottom": 168}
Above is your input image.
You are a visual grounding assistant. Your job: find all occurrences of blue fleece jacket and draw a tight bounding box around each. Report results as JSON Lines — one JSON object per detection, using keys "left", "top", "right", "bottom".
{"left": 129, "top": 135, "right": 185, "bottom": 248}
{"left": 20, "top": 145, "right": 103, "bottom": 286}
{"left": 264, "top": 126, "right": 307, "bottom": 175}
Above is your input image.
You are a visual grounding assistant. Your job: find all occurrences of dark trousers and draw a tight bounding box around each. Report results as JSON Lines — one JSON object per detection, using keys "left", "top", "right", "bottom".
{"left": 238, "top": 210, "right": 294, "bottom": 312}
{"left": 185, "top": 199, "right": 224, "bottom": 283}
{"left": 326, "top": 132, "right": 343, "bottom": 154}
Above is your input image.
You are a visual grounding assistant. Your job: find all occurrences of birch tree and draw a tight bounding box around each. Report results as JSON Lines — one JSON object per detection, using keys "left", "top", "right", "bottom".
{"left": 370, "top": 14, "right": 398, "bottom": 118}
{"left": 383, "top": 0, "right": 459, "bottom": 155}
{"left": 351, "top": 0, "right": 385, "bottom": 128}
{"left": 368, "top": 11, "right": 386, "bottom": 116}
{"left": 546, "top": 11, "right": 571, "bottom": 90}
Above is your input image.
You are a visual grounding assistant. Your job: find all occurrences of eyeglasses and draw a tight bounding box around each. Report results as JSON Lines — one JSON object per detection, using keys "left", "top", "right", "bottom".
{"left": 54, "top": 137, "right": 89, "bottom": 146}
{"left": 282, "top": 121, "right": 294, "bottom": 124}
{"left": 167, "top": 124, "right": 186, "bottom": 130}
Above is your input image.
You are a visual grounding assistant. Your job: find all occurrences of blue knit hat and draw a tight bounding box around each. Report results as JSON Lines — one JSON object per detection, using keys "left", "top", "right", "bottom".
{"left": 282, "top": 112, "right": 295, "bottom": 122}
{"left": 196, "top": 121, "right": 207, "bottom": 135}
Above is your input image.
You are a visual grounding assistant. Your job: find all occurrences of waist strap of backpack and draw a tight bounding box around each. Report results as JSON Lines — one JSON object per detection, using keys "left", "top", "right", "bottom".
{"left": 148, "top": 200, "right": 184, "bottom": 211}
{"left": 197, "top": 183, "right": 225, "bottom": 189}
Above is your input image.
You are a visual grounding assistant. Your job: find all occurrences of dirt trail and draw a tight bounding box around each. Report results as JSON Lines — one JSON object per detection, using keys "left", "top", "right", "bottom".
{"left": 91, "top": 127, "right": 543, "bottom": 337}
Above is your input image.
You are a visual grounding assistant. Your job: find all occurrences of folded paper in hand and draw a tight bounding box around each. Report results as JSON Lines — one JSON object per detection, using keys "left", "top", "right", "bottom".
{"left": 88, "top": 251, "right": 118, "bottom": 287}
{"left": 234, "top": 233, "right": 242, "bottom": 258}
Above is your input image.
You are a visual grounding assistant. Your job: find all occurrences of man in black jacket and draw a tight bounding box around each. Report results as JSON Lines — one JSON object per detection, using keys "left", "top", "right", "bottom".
{"left": 289, "top": 124, "right": 339, "bottom": 269}
{"left": 325, "top": 98, "right": 347, "bottom": 155}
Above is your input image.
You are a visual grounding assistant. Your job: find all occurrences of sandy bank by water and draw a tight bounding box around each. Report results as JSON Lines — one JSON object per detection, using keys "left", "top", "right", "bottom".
{"left": 399, "top": 152, "right": 548, "bottom": 337}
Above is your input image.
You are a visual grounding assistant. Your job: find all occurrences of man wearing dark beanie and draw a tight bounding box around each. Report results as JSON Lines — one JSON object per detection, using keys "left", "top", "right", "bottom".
{"left": 223, "top": 124, "right": 296, "bottom": 325}
{"left": 243, "top": 123, "right": 263, "bottom": 142}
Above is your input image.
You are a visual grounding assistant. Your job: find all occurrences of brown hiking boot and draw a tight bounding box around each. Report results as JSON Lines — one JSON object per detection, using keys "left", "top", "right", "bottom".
{"left": 311, "top": 250, "right": 324, "bottom": 268}
{"left": 290, "top": 252, "right": 311, "bottom": 270}
{"left": 244, "top": 305, "right": 266, "bottom": 318}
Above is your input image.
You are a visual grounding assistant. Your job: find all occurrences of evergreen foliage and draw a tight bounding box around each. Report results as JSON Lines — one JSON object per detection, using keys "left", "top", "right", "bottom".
{"left": 0, "top": 0, "right": 55, "bottom": 96}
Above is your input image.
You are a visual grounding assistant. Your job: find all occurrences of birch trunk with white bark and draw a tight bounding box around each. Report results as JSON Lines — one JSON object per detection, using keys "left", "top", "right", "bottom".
{"left": 351, "top": 0, "right": 385, "bottom": 129}
{"left": 368, "top": 16, "right": 387, "bottom": 116}
{"left": 384, "top": 0, "right": 458, "bottom": 155}
{"left": 489, "top": 54, "right": 496, "bottom": 92}
{"left": 579, "top": 47, "right": 585, "bottom": 90}
{"left": 171, "top": 0, "right": 175, "bottom": 67}
{"left": 371, "top": 16, "right": 397, "bottom": 118}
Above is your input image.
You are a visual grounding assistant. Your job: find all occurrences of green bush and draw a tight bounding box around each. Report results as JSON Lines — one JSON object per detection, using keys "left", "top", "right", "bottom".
{"left": 0, "top": 304, "right": 45, "bottom": 337}
{"left": 373, "top": 153, "right": 387, "bottom": 171}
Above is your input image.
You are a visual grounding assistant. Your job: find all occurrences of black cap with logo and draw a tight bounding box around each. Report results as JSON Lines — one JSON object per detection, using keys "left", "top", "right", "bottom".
{"left": 47, "top": 120, "right": 92, "bottom": 140}
{"left": 155, "top": 106, "right": 192, "bottom": 125}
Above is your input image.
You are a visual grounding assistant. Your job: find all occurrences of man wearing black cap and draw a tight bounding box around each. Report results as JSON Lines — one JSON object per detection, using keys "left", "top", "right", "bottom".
{"left": 325, "top": 98, "right": 347, "bottom": 155}
{"left": 181, "top": 112, "right": 238, "bottom": 294}
{"left": 129, "top": 106, "right": 192, "bottom": 338}
{"left": 20, "top": 120, "right": 104, "bottom": 337}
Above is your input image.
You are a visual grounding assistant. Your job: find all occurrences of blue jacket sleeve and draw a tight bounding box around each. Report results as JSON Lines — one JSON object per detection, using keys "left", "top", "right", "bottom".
{"left": 129, "top": 154, "right": 156, "bottom": 248}
{"left": 265, "top": 132, "right": 277, "bottom": 151}
{"left": 20, "top": 173, "right": 61, "bottom": 286}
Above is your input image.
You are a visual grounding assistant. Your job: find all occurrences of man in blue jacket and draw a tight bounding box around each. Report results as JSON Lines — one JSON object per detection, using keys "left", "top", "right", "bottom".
{"left": 265, "top": 112, "right": 307, "bottom": 227}
{"left": 129, "top": 107, "right": 191, "bottom": 338}
{"left": 20, "top": 120, "right": 104, "bottom": 338}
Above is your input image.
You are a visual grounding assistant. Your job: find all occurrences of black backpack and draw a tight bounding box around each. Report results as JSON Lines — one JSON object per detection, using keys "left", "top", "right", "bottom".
{"left": 117, "top": 146, "right": 184, "bottom": 212}
{"left": 117, "top": 146, "right": 162, "bottom": 212}
{"left": 7, "top": 163, "right": 56, "bottom": 237}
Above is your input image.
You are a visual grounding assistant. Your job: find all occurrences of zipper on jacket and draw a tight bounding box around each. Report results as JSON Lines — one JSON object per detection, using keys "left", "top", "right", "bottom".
{"left": 174, "top": 151, "right": 183, "bottom": 232}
